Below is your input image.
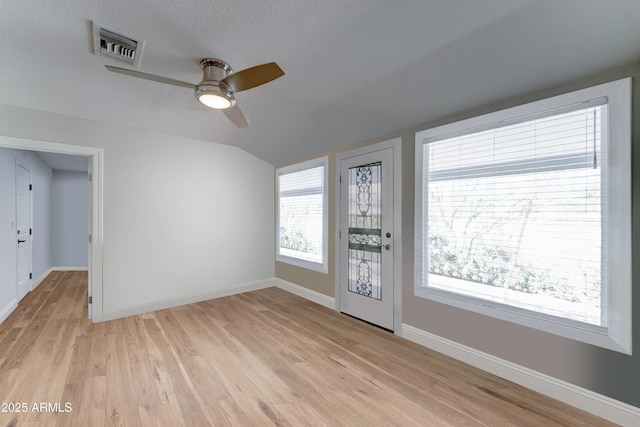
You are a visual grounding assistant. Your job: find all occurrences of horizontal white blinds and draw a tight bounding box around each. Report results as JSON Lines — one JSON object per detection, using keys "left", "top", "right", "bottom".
{"left": 423, "top": 103, "right": 607, "bottom": 326}
{"left": 278, "top": 165, "right": 325, "bottom": 264}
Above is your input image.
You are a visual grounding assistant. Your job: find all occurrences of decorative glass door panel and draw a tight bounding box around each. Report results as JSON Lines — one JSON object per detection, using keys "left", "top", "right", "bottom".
{"left": 348, "top": 162, "right": 383, "bottom": 300}
{"left": 339, "top": 144, "right": 395, "bottom": 331}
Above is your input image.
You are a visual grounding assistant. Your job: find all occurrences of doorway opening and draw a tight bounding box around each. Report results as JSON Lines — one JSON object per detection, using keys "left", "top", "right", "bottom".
{"left": 0, "top": 136, "right": 103, "bottom": 322}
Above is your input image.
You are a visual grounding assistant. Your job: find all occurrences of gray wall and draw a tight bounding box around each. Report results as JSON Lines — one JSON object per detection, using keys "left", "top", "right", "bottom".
{"left": 276, "top": 63, "right": 640, "bottom": 409}
{"left": 51, "top": 170, "right": 88, "bottom": 268}
{"left": 400, "top": 64, "right": 640, "bottom": 409}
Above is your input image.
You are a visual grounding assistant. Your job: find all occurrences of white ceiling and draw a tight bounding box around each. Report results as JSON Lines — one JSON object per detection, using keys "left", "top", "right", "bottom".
{"left": 2, "top": 0, "right": 639, "bottom": 165}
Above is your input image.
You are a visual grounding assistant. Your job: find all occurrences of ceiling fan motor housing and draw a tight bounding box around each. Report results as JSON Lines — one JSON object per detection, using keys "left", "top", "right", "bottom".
{"left": 200, "top": 58, "right": 232, "bottom": 81}
{"left": 195, "top": 58, "right": 235, "bottom": 108}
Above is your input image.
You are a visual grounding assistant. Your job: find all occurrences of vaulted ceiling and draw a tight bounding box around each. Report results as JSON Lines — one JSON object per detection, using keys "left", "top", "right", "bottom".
{"left": 2, "top": 0, "right": 639, "bottom": 165}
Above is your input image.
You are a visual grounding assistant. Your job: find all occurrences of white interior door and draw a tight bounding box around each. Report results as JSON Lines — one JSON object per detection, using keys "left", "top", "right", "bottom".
{"left": 16, "top": 163, "right": 33, "bottom": 301}
{"left": 339, "top": 147, "right": 394, "bottom": 330}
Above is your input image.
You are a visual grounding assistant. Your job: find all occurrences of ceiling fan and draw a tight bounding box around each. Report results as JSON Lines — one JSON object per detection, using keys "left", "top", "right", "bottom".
{"left": 105, "top": 58, "right": 284, "bottom": 128}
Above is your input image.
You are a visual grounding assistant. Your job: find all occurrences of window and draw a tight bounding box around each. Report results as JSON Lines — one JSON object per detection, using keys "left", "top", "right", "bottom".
{"left": 415, "top": 79, "right": 631, "bottom": 353}
{"left": 276, "top": 157, "right": 328, "bottom": 273}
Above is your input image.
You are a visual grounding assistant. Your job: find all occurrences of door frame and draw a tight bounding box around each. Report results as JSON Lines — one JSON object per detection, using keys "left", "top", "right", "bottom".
{"left": 335, "top": 137, "right": 402, "bottom": 334}
{"left": 0, "top": 136, "right": 104, "bottom": 322}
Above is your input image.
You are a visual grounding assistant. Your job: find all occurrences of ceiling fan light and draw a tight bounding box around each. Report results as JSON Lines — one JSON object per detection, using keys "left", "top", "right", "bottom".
{"left": 194, "top": 82, "right": 235, "bottom": 109}
{"left": 198, "top": 93, "right": 232, "bottom": 109}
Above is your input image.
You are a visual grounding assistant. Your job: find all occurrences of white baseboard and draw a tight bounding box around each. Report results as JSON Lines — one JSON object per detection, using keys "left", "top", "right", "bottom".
{"left": 274, "top": 278, "right": 335, "bottom": 309}
{"left": 2, "top": 267, "right": 69, "bottom": 322}
{"left": 103, "top": 277, "right": 336, "bottom": 322}
{"left": 32, "top": 267, "right": 89, "bottom": 291}
{"left": 32, "top": 268, "right": 53, "bottom": 290}
{"left": 402, "top": 324, "right": 640, "bottom": 426}
{"left": 102, "top": 278, "right": 278, "bottom": 321}
{"left": 52, "top": 267, "right": 88, "bottom": 271}
{"left": 0, "top": 298, "right": 18, "bottom": 324}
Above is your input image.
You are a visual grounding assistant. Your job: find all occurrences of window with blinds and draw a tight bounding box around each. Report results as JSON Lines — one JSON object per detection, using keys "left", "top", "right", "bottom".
{"left": 425, "top": 102, "right": 606, "bottom": 326}
{"left": 414, "top": 79, "right": 632, "bottom": 353}
{"left": 276, "top": 157, "right": 328, "bottom": 272}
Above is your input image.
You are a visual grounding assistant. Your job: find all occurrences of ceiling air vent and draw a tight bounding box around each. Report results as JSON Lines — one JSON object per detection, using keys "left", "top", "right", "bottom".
{"left": 92, "top": 21, "right": 144, "bottom": 68}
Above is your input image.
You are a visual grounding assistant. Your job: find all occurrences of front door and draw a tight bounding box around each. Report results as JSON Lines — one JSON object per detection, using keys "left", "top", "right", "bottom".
{"left": 16, "top": 163, "right": 32, "bottom": 301}
{"left": 339, "top": 147, "right": 394, "bottom": 330}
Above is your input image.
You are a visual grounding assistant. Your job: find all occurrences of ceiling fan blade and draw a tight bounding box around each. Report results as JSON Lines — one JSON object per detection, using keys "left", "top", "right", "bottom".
{"left": 221, "top": 62, "right": 284, "bottom": 92}
{"left": 222, "top": 105, "right": 249, "bottom": 128}
{"left": 105, "top": 65, "right": 196, "bottom": 89}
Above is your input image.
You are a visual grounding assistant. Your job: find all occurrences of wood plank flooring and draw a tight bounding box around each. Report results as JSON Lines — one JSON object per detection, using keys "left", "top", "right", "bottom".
{"left": 0, "top": 271, "right": 615, "bottom": 426}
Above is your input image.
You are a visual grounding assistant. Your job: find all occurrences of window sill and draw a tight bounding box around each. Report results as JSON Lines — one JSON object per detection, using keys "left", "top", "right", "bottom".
{"left": 276, "top": 254, "right": 328, "bottom": 274}
{"left": 414, "top": 285, "right": 630, "bottom": 355}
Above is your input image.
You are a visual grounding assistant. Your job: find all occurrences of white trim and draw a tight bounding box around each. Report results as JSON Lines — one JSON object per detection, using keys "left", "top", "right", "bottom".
{"left": 0, "top": 136, "right": 104, "bottom": 323}
{"left": 32, "top": 267, "right": 89, "bottom": 291}
{"left": 402, "top": 323, "right": 640, "bottom": 426}
{"left": 32, "top": 268, "right": 53, "bottom": 290}
{"left": 99, "top": 277, "right": 338, "bottom": 322}
{"left": 414, "top": 78, "right": 632, "bottom": 353}
{"left": 274, "top": 278, "right": 335, "bottom": 309}
{"left": 102, "top": 278, "right": 277, "bottom": 321}
{"left": 90, "top": 147, "right": 103, "bottom": 322}
{"left": 276, "top": 254, "right": 327, "bottom": 274}
{"left": 276, "top": 156, "right": 329, "bottom": 274}
{"left": 335, "top": 138, "right": 403, "bottom": 334}
{"left": 0, "top": 298, "right": 18, "bottom": 324}
{"left": 52, "top": 267, "right": 89, "bottom": 271}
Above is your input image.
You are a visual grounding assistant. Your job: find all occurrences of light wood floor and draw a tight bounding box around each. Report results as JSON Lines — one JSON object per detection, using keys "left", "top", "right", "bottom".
{"left": 0, "top": 271, "right": 614, "bottom": 426}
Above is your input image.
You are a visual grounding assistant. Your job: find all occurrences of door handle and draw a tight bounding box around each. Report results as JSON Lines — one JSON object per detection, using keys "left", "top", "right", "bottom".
{"left": 383, "top": 244, "right": 391, "bottom": 251}
{"left": 18, "top": 239, "right": 26, "bottom": 244}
